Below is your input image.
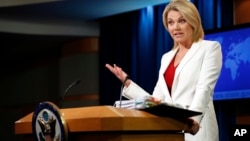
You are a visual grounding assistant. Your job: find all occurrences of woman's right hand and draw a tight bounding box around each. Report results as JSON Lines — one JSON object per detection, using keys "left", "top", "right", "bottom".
{"left": 105, "top": 64, "right": 131, "bottom": 86}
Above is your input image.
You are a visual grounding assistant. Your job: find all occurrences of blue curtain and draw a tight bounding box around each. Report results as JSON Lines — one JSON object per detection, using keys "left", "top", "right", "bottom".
{"left": 99, "top": 4, "right": 173, "bottom": 105}
{"left": 130, "top": 5, "right": 172, "bottom": 93}
{"left": 99, "top": 11, "right": 134, "bottom": 105}
{"left": 192, "top": 0, "right": 234, "bottom": 30}
{"left": 99, "top": 1, "right": 234, "bottom": 141}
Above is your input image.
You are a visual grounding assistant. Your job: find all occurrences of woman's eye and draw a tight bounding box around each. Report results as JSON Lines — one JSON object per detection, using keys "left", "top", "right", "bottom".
{"left": 179, "top": 19, "right": 186, "bottom": 23}
{"left": 168, "top": 21, "right": 174, "bottom": 25}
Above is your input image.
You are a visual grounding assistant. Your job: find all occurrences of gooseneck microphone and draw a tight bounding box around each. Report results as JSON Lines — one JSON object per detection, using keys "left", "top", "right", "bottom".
{"left": 119, "top": 85, "right": 124, "bottom": 108}
{"left": 59, "top": 79, "right": 81, "bottom": 107}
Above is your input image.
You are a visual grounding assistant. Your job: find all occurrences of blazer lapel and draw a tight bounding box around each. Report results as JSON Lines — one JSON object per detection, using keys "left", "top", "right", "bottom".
{"left": 159, "top": 48, "right": 179, "bottom": 103}
{"left": 172, "top": 41, "right": 202, "bottom": 93}
{"left": 160, "top": 48, "right": 179, "bottom": 73}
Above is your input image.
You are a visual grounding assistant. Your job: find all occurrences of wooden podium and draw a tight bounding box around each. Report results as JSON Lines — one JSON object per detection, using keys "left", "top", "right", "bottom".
{"left": 15, "top": 105, "right": 190, "bottom": 141}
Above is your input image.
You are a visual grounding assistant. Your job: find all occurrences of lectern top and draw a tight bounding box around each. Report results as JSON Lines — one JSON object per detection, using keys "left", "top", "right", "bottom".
{"left": 15, "top": 106, "right": 188, "bottom": 134}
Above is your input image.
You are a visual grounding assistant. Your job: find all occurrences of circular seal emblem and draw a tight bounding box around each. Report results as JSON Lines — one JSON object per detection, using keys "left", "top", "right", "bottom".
{"left": 32, "top": 101, "right": 68, "bottom": 141}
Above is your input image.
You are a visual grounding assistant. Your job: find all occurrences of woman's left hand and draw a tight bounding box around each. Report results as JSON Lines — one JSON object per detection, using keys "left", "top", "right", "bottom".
{"left": 186, "top": 118, "right": 200, "bottom": 135}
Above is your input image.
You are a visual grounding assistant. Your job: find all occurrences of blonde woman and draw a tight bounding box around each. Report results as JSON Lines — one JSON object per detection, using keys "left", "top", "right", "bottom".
{"left": 106, "top": 0, "right": 222, "bottom": 140}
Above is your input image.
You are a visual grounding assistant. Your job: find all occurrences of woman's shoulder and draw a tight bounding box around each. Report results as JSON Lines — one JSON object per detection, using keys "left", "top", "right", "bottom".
{"left": 162, "top": 48, "right": 178, "bottom": 57}
{"left": 200, "top": 39, "right": 221, "bottom": 46}
{"left": 198, "top": 40, "right": 222, "bottom": 55}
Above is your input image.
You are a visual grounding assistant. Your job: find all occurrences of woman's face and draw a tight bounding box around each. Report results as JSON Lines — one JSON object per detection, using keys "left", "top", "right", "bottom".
{"left": 167, "top": 10, "right": 193, "bottom": 46}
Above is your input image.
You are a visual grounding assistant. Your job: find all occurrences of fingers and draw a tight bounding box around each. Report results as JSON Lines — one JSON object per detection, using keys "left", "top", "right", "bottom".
{"left": 105, "top": 63, "right": 119, "bottom": 70}
{"left": 189, "top": 124, "right": 200, "bottom": 135}
{"left": 105, "top": 64, "right": 127, "bottom": 82}
{"left": 186, "top": 118, "right": 200, "bottom": 135}
{"left": 105, "top": 64, "right": 121, "bottom": 74}
{"left": 104, "top": 63, "right": 130, "bottom": 87}
{"left": 105, "top": 64, "right": 116, "bottom": 73}
{"left": 105, "top": 64, "right": 114, "bottom": 72}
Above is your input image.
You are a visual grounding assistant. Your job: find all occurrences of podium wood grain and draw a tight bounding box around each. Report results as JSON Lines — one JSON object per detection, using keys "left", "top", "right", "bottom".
{"left": 15, "top": 106, "right": 187, "bottom": 141}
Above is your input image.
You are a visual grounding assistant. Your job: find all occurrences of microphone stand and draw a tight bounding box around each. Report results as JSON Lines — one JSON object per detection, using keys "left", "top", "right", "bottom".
{"left": 59, "top": 80, "right": 81, "bottom": 107}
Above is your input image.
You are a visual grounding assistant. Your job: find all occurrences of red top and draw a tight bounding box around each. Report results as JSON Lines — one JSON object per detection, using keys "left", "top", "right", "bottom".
{"left": 164, "top": 57, "right": 178, "bottom": 95}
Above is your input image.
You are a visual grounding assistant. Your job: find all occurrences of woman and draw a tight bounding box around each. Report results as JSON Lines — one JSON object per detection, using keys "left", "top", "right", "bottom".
{"left": 106, "top": 0, "right": 222, "bottom": 141}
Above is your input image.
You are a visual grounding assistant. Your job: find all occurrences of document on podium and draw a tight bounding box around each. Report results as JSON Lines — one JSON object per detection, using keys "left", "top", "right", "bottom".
{"left": 140, "top": 103, "right": 202, "bottom": 119}
{"left": 114, "top": 96, "right": 202, "bottom": 119}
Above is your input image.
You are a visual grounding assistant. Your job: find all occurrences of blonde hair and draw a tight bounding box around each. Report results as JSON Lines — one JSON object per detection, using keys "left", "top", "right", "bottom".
{"left": 162, "top": 0, "right": 204, "bottom": 48}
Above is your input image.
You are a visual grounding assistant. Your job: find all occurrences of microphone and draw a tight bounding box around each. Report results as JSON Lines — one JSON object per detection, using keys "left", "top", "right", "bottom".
{"left": 59, "top": 79, "right": 81, "bottom": 107}
{"left": 119, "top": 85, "right": 124, "bottom": 108}
{"left": 113, "top": 85, "right": 124, "bottom": 108}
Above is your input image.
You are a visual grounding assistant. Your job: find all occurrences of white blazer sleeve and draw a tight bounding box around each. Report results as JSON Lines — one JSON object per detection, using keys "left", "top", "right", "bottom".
{"left": 189, "top": 41, "right": 222, "bottom": 122}
{"left": 122, "top": 81, "right": 151, "bottom": 99}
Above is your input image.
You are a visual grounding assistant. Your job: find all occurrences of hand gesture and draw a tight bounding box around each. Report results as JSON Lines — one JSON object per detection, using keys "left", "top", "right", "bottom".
{"left": 105, "top": 64, "right": 130, "bottom": 86}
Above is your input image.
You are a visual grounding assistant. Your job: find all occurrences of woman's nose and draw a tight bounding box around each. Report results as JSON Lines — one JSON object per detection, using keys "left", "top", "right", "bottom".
{"left": 173, "top": 23, "right": 180, "bottom": 30}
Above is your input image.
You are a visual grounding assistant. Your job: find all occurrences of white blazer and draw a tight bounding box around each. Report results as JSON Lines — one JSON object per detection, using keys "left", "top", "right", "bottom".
{"left": 123, "top": 40, "right": 222, "bottom": 141}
